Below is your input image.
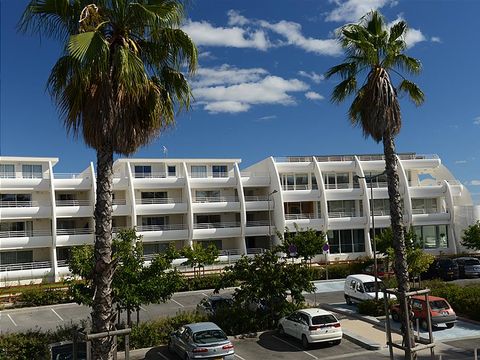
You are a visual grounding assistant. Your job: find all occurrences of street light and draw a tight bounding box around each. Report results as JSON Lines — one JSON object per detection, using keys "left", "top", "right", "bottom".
{"left": 354, "top": 170, "right": 387, "bottom": 301}
{"left": 268, "top": 189, "right": 278, "bottom": 250}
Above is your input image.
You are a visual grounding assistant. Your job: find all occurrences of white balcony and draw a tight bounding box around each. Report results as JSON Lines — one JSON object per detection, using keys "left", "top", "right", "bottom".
{"left": 244, "top": 198, "right": 270, "bottom": 211}
{"left": 133, "top": 175, "right": 185, "bottom": 189}
{"left": 1, "top": 177, "right": 50, "bottom": 191}
{"left": 245, "top": 220, "right": 270, "bottom": 236}
{"left": 53, "top": 174, "right": 93, "bottom": 190}
{"left": 191, "top": 197, "right": 240, "bottom": 213}
{"left": 56, "top": 200, "right": 93, "bottom": 217}
{"left": 328, "top": 213, "right": 366, "bottom": 229}
{"left": 112, "top": 199, "right": 129, "bottom": 216}
{"left": 282, "top": 190, "right": 320, "bottom": 202}
{"left": 284, "top": 214, "right": 323, "bottom": 231}
{"left": 0, "top": 201, "right": 51, "bottom": 219}
{"left": 193, "top": 222, "right": 241, "bottom": 239}
{"left": 0, "top": 229, "right": 52, "bottom": 249}
{"left": 0, "top": 261, "right": 53, "bottom": 282}
{"left": 409, "top": 185, "right": 444, "bottom": 198}
{"left": 411, "top": 211, "right": 450, "bottom": 225}
{"left": 137, "top": 224, "right": 188, "bottom": 241}
{"left": 56, "top": 228, "right": 94, "bottom": 246}
{"left": 240, "top": 172, "right": 270, "bottom": 187}
{"left": 189, "top": 176, "right": 236, "bottom": 188}
{"left": 136, "top": 197, "right": 187, "bottom": 215}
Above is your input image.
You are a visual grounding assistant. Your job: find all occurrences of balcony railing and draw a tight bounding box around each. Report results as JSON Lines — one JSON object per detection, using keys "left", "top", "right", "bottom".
{"left": 245, "top": 195, "right": 270, "bottom": 201}
{"left": 0, "top": 260, "right": 52, "bottom": 272}
{"left": 137, "top": 224, "right": 187, "bottom": 232}
{"left": 220, "top": 248, "right": 241, "bottom": 256}
{"left": 328, "top": 211, "right": 357, "bottom": 218}
{"left": 56, "top": 200, "right": 91, "bottom": 207}
{"left": 134, "top": 172, "right": 166, "bottom": 178}
{"left": 113, "top": 199, "right": 127, "bottom": 205}
{"left": 285, "top": 213, "right": 316, "bottom": 220}
{"left": 190, "top": 173, "right": 231, "bottom": 179}
{"left": 212, "top": 172, "right": 229, "bottom": 178}
{"left": 247, "top": 247, "right": 267, "bottom": 254}
{"left": 57, "top": 259, "right": 69, "bottom": 268}
{"left": 282, "top": 185, "right": 310, "bottom": 191}
{"left": 325, "top": 183, "right": 350, "bottom": 190}
{"left": 0, "top": 200, "right": 40, "bottom": 207}
{"left": 193, "top": 196, "right": 238, "bottom": 203}
{"left": 240, "top": 171, "right": 270, "bottom": 177}
{"left": 54, "top": 173, "right": 89, "bottom": 179}
{"left": 194, "top": 222, "right": 241, "bottom": 229}
{"left": 136, "top": 197, "right": 180, "bottom": 205}
{"left": 0, "top": 229, "right": 52, "bottom": 238}
{"left": 56, "top": 228, "right": 94, "bottom": 235}
{"left": 372, "top": 209, "right": 390, "bottom": 216}
{"left": 275, "top": 156, "right": 314, "bottom": 162}
{"left": 411, "top": 208, "right": 441, "bottom": 215}
{"left": 246, "top": 220, "right": 270, "bottom": 227}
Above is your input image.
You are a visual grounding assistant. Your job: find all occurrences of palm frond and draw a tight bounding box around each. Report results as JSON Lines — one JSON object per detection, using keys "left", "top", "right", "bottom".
{"left": 388, "top": 54, "right": 422, "bottom": 75}
{"left": 389, "top": 21, "right": 407, "bottom": 43}
{"left": 68, "top": 31, "right": 109, "bottom": 71}
{"left": 331, "top": 77, "right": 357, "bottom": 103}
{"left": 398, "top": 79, "right": 425, "bottom": 106}
{"left": 325, "top": 62, "right": 357, "bottom": 80}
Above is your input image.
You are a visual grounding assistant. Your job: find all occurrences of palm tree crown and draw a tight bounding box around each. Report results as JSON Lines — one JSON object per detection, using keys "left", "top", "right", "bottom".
{"left": 326, "top": 10, "right": 424, "bottom": 142}
{"left": 20, "top": 0, "right": 197, "bottom": 155}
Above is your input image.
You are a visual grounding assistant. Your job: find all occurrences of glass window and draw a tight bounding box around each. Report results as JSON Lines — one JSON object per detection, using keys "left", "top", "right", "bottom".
{"left": 22, "top": 164, "right": 42, "bottom": 179}
{"left": 0, "top": 250, "right": 33, "bottom": 264}
{"left": 191, "top": 165, "right": 207, "bottom": 178}
{"left": 286, "top": 174, "right": 294, "bottom": 190}
{"left": 438, "top": 225, "right": 448, "bottom": 248}
{"left": 327, "top": 230, "right": 340, "bottom": 254}
{"left": 336, "top": 173, "right": 349, "bottom": 188}
{"left": 167, "top": 165, "right": 176, "bottom": 177}
{"left": 0, "top": 164, "right": 15, "bottom": 178}
{"left": 312, "top": 175, "right": 318, "bottom": 189}
{"left": 143, "top": 242, "right": 169, "bottom": 255}
{"left": 212, "top": 165, "right": 228, "bottom": 178}
{"left": 340, "top": 230, "right": 353, "bottom": 253}
{"left": 134, "top": 165, "right": 151, "bottom": 178}
{"left": 295, "top": 174, "right": 308, "bottom": 189}
{"left": 422, "top": 225, "right": 437, "bottom": 249}
{"left": 141, "top": 216, "right": 167, "bottom": 226}
{"left": 413, "top": 225, "right": 448, "bottom": 249}
{"left": 353, "top": 229, "right": 365, "bottom": 252}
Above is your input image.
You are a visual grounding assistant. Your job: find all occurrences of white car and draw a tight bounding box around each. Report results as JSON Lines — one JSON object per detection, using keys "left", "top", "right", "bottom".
{"left": 278, "top": 308, "right": 342, "bottom": 349}
{"left": 344, "top": 274, "right": 396, "bottom": 304}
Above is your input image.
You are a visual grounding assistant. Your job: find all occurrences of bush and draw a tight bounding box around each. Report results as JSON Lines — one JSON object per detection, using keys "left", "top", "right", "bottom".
{"left": 358, "top": 299, "right": 396, "bottom": 317}
{"left": 179, "top": 274, "right": 227, "bottom": 292}
{"left": 17, "top": 287, "right": 69, "bottom": 307}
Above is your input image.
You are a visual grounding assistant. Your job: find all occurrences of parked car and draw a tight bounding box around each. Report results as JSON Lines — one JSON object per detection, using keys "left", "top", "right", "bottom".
{"left": 454, "top": 257, "right": 480, "bottom": 278}
{"left": 390, "top": 295, "right": 456, "bottom": 330}
{"left": 168, "top": 322, "right": 234, "bottom": 360}
{"left": 422, "top": 258, "right": 459, "bottom": 281}
{"left": 197, "top": 295, "right": 234, "bottom": 317}
{"left": 344, "top": 274, "right": 396, "bottom": 304}
{"left": 363, "top": 263, "right": 395, "bottom": 278}
{"left": 278, "top": 308, "right": 342, "bottom": 349}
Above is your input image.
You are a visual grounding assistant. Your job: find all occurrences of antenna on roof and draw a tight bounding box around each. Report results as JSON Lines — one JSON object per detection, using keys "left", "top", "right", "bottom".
{"left": 162, "top": 146, "right": 168, "bottom": 158}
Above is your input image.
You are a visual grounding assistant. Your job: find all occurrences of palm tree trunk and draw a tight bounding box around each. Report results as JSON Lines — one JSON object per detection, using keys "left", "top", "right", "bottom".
{"left": 92, "top": 145, "right": 115, "bottom": 360}
{"left": 383, "top": 132, "right": 414, "bottom": 360}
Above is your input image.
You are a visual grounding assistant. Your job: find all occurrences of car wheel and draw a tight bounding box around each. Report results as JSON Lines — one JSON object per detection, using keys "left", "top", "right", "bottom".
{"left": 391, "top": 311, "right": 400, "bottom": 322}
{"left": 446, "top": 323, "right": 455, "bottom": 329}
{"left": 345, "top": 295, "right": 353, "bottom": 305}
{"left": 278, "top": 325, "right": 285, "bottom": 336}
{"left": 332, "top": 339, "right": 341, "bottom": 346}
{"left": 421, "top": 319, "right": 428, "bottom": 330}
{"left": 302, "top": 334, "right": 309, "bottom": 349}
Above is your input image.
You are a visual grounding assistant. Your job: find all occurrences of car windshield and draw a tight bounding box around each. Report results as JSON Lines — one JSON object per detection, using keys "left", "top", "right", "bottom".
{"left": 211, "top": 298, "right": 232, "bottom": 310}
{"left": 430, "top": 300, "right": 449, "bottom": 310}
{"left": 312, "top": 315, "right": 337, "bottom": 325}
{"left": 193, "top": 329, "right": 227, "bottom": 344}
{"left": 465, "top": 259, "right": 480, "bottom": 266}
{"left": 363, "top": 281, "right": 385, "bottom": 293}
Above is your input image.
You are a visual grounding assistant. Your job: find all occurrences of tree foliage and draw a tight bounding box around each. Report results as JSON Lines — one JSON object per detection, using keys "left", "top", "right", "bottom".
{"left": 277, "top": 224, "right": 326, "bottom": 263}
{"left": 181, "top": 243, "right": 219, "bottom": 276}
{"left": 215, "top": 251, "right": 315, "bottom": 327}
{"left": 461, "top": 221, "right": 480, "bottom": 251}
{"left": 67, "top": 229, "right": 183, "bottom": 324}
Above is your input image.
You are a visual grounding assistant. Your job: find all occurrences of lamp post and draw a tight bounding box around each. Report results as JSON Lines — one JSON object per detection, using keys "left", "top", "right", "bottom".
{"left": 268, "top": 189, "right": 278, "bottom": 250}
{"left": 354, "top": 171, "right": 387, "bottom": 301}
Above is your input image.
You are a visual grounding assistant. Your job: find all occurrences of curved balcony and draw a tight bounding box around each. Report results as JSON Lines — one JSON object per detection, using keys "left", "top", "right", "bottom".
{"left": 284, "top": 213, "right": 323, "bottom": 231}
{"left": 135, "top": 197, "right": 187, "bottom": 215}
{"left": 56, "top": 200, "right": 93, "bottom": 217}
{"left": 0, "top": 261, "right": 53, "bottom": 282}
{"left": 244, "top": 196, "right": 271, "bottom": 211}
{"left": 0, "top": 229, "right": 52, "bottom": 249}
{"left": 328, "top": 211, "right": 365, "bottom": 229}
{"left": 56, "top": 228, "right": 94, "bottom": 246}
{"left": 192, "top": 196, "right": 240, "bottom": 213}
{"left": 112, "top": 198, "right": 129, "bottom": 216}
{"left": 53, "top": 173, "right": 93, "bottom": 190}
{"left": 137, "top": 223, "right": 188, "bottom": 241}
{"left": 245, "top": 220, "right": 270, "bottom": 236}
{"left": 240, "top": 171, "right": 270, "bottom": 187}
{"left": 193, "top": 221, "right": 241, "bottom": 239}
{"left": 411, "top": 210, "right": 450, "bottom": 225}
{"left": 133, "top": 173, "right": 185, "bottom": 189}
{"left": 0, "top": 201, "right": 51, "bottom": 219}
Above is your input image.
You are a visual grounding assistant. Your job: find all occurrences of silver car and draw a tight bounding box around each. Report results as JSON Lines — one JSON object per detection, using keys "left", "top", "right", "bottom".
{"left": 168, "top": 322, "right": 234, "bottom": 360}
{"left": 454, "top": 257, "right": 480, "bottom": 278}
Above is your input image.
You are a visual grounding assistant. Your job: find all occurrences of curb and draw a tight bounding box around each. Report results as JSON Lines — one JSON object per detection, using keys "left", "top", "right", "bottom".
{"left": 342, "top": 330, "right": 382, "bottom": 350}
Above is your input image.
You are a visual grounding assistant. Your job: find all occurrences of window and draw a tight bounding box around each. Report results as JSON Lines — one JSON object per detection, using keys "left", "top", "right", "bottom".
{"left": 141, "top": 192, "right": 167, "bottom": 204}
{"left": 191, "top": 165, "right": 207, "bottom": 178}
{"left": 56, "top": 247, "right": 71, "bottom": 261}
{"left": 280, "top": 173, "right": 313, "bottom": 190}
{"left": 22, "top": 164, "right": 42, "bottom": 179}
{"left": 371, "top": 199, "right": 390, "bottom": 216}
{"left": 59, "top": 193, "right": 75, "bottom": 201}
{"left": 195, "top": 190, "right": 220, "bottom": 202}
{"left": 295, "top": 174, "right": 308, "bottom": 190}
{"left": 141, "top": 216, "right": 167, "bottom": 226}
{"left": 312, "top": 175, "right": 318, "bottom": 189}
{"left": 0, "top": 250, "right": 33, "bottom": 265}
{"left": 324, "top": 173, "right": 350, "bottom": 189}
{"left": 412, "top": 198, "right": 438, "bottom": 214}
{"left": 134, "top": 165, "right": 151, "bottom": 178}
{"left": 413, "top": 225, "right": 449, "bottom": 249}
{"left": 143, "top": 242, "right": 170, "bottom": 255}
{"left": 0, "top": 164, "right": 15, "bottom": 178}
{"left": 57, "top": 219, "right": 75, "bottom": 230}
{"left": 1, "top": 194, "right": 32, "bottom": 205}
{"left": 328, "top": 229, "right": 365, "bottom": 253}
{"left": 212, "top": 165, "right": 228, "bottom": 178}
{"left": 167, "top": 165, "right": 176, "bottom": 177}
{"left": 196, "top": 214, "right": 221, "bottom": 224}
{"left": 366, "top": 171, "right": 388, "bottom": 187}
{"left": 0, "top": 221, "right": 32, "bottom": 235}
{"left": 328, "top": 200, "right": 356, "bottom": 217}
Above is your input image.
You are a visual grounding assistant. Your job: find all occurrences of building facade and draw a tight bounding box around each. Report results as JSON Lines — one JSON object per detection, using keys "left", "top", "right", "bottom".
{"left": 1, "top": 154, "right": 479, "bottom": 285}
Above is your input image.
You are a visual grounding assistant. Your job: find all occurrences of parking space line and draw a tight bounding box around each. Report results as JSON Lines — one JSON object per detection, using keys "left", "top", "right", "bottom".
{"left": 201, "top": 292, "right": 209, "bottom": 297}
{"left": 156, "top": 352, "right": 172, "bottom": 360}
{"left": 234, "top": 354, "right": 247, "bottom": 360}
{"left": 7, "top": 314, "right": 17, "bottom": 327}
{"left": 139, "top": 306, "right": 147, "bottom": 311}
{"left": 171, "top": 299, "right": 184, "bottom": 308}
{"left": 51, "top": 308, "right": 64, "bottom": 321}
{"left": 271, "top": 335, "right": 318, "bottom": 360}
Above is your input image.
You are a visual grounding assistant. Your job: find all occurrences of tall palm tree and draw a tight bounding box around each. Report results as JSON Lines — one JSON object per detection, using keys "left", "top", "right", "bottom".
{"left": 19, "top": 1, "right": 197, "bottom": 358}
{"left": 326, "top": 11, "right": 424, "bottom": 359}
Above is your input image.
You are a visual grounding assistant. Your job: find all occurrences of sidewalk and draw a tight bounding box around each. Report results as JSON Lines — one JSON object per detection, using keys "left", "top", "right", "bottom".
{"left": 341, "top": 317, "right": 402, "bottom": 350}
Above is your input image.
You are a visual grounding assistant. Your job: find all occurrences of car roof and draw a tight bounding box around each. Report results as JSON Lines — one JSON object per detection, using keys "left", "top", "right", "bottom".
{"left": 411, "top": 295, "right": 448, "bottom": 302}
{"left": 455, "top": 257, "right": 479, "bottom": 261}
{"left": 297, "top": 308, "right": 335, "bottom": 317}
{"left": 347, "top": 274, "right": 380, "bottom": 282}
{"left": 186, "top": 322, "right": 222, "bottom": 332}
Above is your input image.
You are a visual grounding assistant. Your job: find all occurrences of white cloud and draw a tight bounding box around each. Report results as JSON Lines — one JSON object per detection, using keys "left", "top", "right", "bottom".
{"left": 183, "top": 20, "right": 269, "bottom": 50}
{"left": 455, "top": 160, "right": 467, "bottom": 164}
{"left": 474, "top": 116, "right": 480, "bottom": 125}
{"left": 431, "top": 36, "right": 441, "bottom": 43}
{"left": 326, "top": 0, "right": 397, "bottom": 22}
{"left": 469, "top": 180, "right": 480, "bottom": 186}
{"left": 192, "top": 65, "right": 309, "bottom": 113}
{"left": 260, "top": 20, "right": 342, "bottom": 56}
{"left": 258, "top": 115, "right": 277, "bottom": 121}
{"left": 298, "top": 71, "right": 324, "bottom": 84}
{"left": 387, "top": 17, "right": 426, "bottom": 48}
{"left": 227, "top": 10, "right": 249, "bottom": 26}
{"left": 305, "top": 91, "right": 325, "bottom": 100}
{"left": 198, "top": 51, "right": 216, "bottom": 60}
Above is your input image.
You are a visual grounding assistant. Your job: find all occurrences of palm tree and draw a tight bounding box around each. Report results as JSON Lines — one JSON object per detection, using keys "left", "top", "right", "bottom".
{"left": 19, "top": 1, "right": 197, "bottom": 358}
{"left": 326, "top": 11, "right": 424, "bottom": 359}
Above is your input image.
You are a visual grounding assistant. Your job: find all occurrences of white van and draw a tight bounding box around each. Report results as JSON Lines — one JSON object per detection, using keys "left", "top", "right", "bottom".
{"left": 344, "top": 274, "right": 394, "bottom": 304}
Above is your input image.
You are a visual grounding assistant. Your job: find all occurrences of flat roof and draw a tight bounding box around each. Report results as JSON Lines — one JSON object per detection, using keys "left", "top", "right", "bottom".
{"left": 114, "top": 158, "right": 242, "bottom": 164}
{"left": 0, "top": 156, "right": 59, "bottom": 165}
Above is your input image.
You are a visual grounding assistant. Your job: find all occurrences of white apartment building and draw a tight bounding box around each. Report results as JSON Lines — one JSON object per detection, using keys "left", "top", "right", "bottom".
{"left": 1, "top": 154, "right": 479, "bottom": 285}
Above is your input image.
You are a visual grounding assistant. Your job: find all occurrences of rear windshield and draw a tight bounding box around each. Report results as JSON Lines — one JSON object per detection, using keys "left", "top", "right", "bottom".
{"left": 193, "top": 329, "right": 227, "bottom": 344}
{"left": 429, "top": 300, "right": 449, "bottom": 310}
{"left": 465, "top": 259, "right": 480, "bottom": 266}
{"left": 211, "top": 298, "right": 232, "bottom": 310}
{"left": 312, "top": 315, "right": 337, "bottom": 325}
{"left": 363, "top": 282, "right": 385, "bottom": 293}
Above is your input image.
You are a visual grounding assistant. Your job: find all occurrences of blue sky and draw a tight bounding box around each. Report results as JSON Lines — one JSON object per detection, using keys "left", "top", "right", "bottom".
{"left": 1, "top": 0, "right": 479, "bottom": 203}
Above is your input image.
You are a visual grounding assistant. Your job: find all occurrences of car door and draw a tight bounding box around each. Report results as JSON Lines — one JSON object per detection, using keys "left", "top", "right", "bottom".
{"left": 284, "top": 313, "right": 299, "bottom": 336}
{"left": 411, "top": 299, "right": 423, "bottom": 319}
{"left": 297, "top": 313, "right": 310, "bottom": 339}
{"left": 355, "top": 281, "right": 366, "bottom": 301}
{"left": 178, "top": 327, "right": 191, "bottom": 356}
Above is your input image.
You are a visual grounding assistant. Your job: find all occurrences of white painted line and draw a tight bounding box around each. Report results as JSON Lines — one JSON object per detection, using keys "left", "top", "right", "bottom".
{"left": 139, "top": 306, "right": 147, "bottom": 312}
{"left": 156, "top": 352, "right": 172, "bottom": 360}
{"left": 201, "top": 292, "right": 209, "bottom": 297}
{"left": 235, "top": 353, "right": 247, "bottom": 360}
{"left": 51, "top": 308, "right": 64, "bottom": 321}
{"left": 7, "top": 314, "right": 17, "bottom": 327}
{"left": 272, "top": 335, "right": 318, "bottom": 360}
{"left": 171, "top": 299, "right": 184, "bottom": 308}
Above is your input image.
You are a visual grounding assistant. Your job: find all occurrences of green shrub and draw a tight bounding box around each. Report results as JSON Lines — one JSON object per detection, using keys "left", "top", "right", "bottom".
{"left": 179, "top": 274, "right": 227, "bottom": 292}
{"left": 358, "top": 299, "right": 396, "bottom": 317}
{"left": 17, "top": 287, "right": 69, "bottom": 307}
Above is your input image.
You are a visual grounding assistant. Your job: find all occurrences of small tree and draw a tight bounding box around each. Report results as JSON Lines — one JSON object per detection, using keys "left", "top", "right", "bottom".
{"left": 181, "top": 243, "right": 219, "bottom": 276}
{"left": 277, "top": 224, "right": 325, "bottom": 265}
{"left": 216, "top": 251, "right": 315, "bottom": 328}
{"left": 67, "top": 229, "right": 183, "bottom": 326}
{"left": 462, "top": 221, "right": 480, "bottom": 251}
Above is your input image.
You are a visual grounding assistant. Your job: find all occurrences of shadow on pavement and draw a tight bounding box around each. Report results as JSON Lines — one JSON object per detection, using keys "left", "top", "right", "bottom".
{"left": 257, "top": 330, "right": 340, "bottom": 353}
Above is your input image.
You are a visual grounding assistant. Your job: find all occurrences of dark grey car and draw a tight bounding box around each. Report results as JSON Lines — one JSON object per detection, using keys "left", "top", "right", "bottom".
{"left": 168, "top": 322, "right": 234, "bottom": 360}
{"left": 454, "top": 257, "right": 480, "bottom": 278}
